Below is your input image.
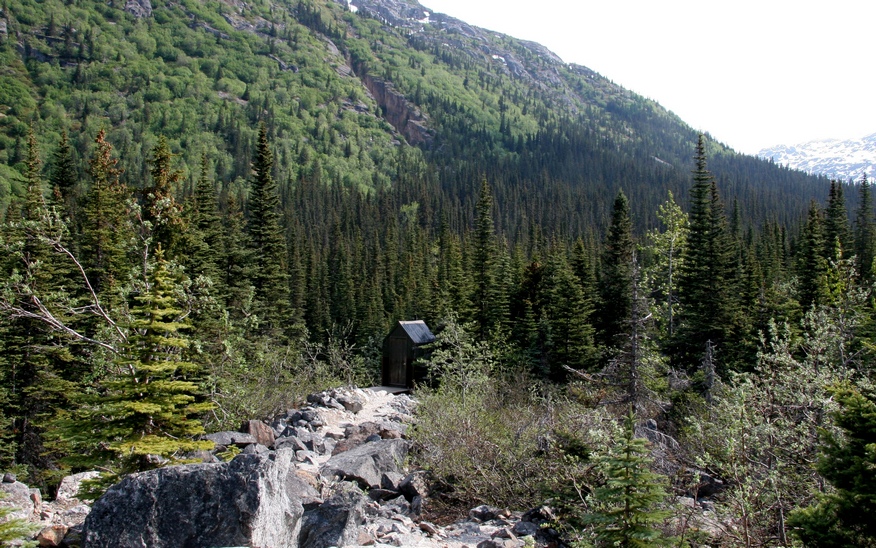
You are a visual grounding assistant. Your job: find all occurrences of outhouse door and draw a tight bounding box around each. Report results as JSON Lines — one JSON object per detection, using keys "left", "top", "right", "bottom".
{"left": 388, "top": 336, "right": 408, "bottom": 386}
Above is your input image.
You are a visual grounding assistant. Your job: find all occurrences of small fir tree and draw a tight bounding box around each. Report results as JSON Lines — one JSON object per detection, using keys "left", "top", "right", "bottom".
{"left": 583, "top": 411, "right": 673, "bottom": 547}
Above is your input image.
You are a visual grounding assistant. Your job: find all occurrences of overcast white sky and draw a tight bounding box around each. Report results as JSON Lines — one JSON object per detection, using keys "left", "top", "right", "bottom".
{"left": 420, "top": 0, "right": 876, "bottom": 155}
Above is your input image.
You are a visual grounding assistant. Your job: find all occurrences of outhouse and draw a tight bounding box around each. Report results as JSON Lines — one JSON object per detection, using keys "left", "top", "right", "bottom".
{"left": 382, "top": 320, "right": 436, "bottom": 388}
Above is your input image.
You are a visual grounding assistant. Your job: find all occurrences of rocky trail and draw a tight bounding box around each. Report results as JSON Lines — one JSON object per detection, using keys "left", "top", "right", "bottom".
{"left": 1, "top": 387, "right": 562, "bottom": 547}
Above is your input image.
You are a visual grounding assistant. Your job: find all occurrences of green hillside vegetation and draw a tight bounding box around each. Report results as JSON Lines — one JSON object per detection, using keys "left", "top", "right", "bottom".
{"left": 0, "top": 0, "right": 874, "bottom": 545}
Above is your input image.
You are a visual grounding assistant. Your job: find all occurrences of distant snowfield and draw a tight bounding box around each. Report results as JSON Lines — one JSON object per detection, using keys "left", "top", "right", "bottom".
{"left": 758, "top": 133, "right": 876, "bottom": 182}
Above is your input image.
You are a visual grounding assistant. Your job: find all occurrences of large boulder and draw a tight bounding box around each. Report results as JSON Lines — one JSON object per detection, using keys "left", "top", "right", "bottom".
{"left": 83, "top": 448, "right": 304, "bottom": 548}
{"left": 299, "top": 483, "right": 367, "bottom": 548}
{"left": 321, "top": 438, "right": 410, "bottom": 490}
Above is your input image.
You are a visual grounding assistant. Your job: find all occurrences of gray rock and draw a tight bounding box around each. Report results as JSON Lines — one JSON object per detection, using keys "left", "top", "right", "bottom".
{"left": 470, "top": 504, "right": 503, "bottom": 522}
{"left": 275, "top": 435, "right": 310, "bottom": 452}
{"left": 82, "top": 449, "right": 304, "bottom": 548}
{"left": 368, "top": 488, "right": 401, "bottom": 501}
{"left": 288, "top": 470, "right": 323, "bottom": 507}
{"left": 61, "top": 504, "right": 92, "bottom": 526}
{"left": 321, "top": 438, "right": 410, "bottom": 489}
{"left": 2, "top": 473, "right": 15, "bottom": 483}
{"left": 337, "top": 394, "right": 364, "bottom": 413}
{"left": 299, "top": 483, "right": 367, "bottom": 548}
{"left": 0, "top": 480, "right": 33, "bottom": 520}
{"left": 296, "top": 450, "right": 320, "bottom": 464}
{"left": 242, "top": 443, "right": 270, "bottom": 455}
{"left": 124, "top": 0, "right": 152, "bottom": 18}
{"left": 378, "top": 497, "right": 412, "bottom": 518}
{"left": 399, "top": 470, "right": 429, "bottom": 501}
{"left": 203, "top": 430, "right": 257, "bottom": 447}
{"left": 321, "top": 437, "right": 337, "bottom": 456}
{"left": 381, "top": 471, "right": 404, "bottom": 490}
{"left": 511, "top": 520, "right": 539, "bottom": 537}
{"left": 410, "top": 494, "right": 423, "bottom": 517}
{"left": 477, "top": 540, "right": 521, "bottom": 548}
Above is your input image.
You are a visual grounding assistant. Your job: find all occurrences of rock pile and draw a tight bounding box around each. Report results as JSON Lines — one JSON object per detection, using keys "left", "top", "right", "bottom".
{"left": 4, "top": 387, "right": 563, "bottom": 548}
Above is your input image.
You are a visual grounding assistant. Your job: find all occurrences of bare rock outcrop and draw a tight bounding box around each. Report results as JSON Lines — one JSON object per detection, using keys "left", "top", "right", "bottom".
{"left": 82, "top": 448, "right": 304, "bottom": 548}
{"left": 360, "top": 73, "right": 433, "bottom": 147}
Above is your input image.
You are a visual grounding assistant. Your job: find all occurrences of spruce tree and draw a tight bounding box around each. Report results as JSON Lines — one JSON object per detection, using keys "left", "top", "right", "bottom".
{"left": 144, "top": 136, "right": 185, "bottom": 255}
{"left": 49, "top": 130, "right": 78, "bottom": 217}
{"left": 674, "top": 135, "right": 735, "bottom": 370}
{"left": 797, "top": 200, "right": 826, "bottom": 308}
{"left": 246, "top": 123, "right": 290, "bottom": 334}
{"left": 540, "top": 250, "right": 595, "bottom": 379}
{"left": 788, "top": 385, "right": 876, "bottom": 547}
{"left": 824, "top": 180, "right": 850, "bottom": 262}
{"left": 471, "top": 178, "right": 506, "bottom": 339}
{"left": 854, "top": 173, "right": 875, "bottom": 280}
{"left": 0, "top": 131, "right": 83, "bottom": 483}
{"left": 599, "top": 190, "right": 634, "bottom": 352}
{"left": 186, "top": 154, "right": 224, "bottom": 291}
{"left": 583, "top": 411, "right": 672, "bottom": 547}
{"left": 221, "top": 193, "right": 253, "bottom": 316}
{"left": 58, "top": 250, "right": 213, "bottom": 485}
{"left": 79, "top": 129, "right": 131, "bottom": 296}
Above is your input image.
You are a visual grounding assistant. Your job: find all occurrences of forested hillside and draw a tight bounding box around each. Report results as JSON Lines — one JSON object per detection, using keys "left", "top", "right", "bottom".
{"left": 1, "top": 0, "right": 874, "bottom": 545}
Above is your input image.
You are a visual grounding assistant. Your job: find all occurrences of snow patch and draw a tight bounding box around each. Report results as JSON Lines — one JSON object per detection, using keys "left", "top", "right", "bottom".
{"left": 491, "top": 54, "right": 506, "bottom": 64}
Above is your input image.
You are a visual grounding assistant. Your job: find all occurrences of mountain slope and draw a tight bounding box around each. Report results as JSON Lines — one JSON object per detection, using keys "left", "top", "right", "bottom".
{"left": 758, "top": 134, "right": 876, "bottom": 182}
{"left": 0, "top": 0, "right": 828, "bottom": 229}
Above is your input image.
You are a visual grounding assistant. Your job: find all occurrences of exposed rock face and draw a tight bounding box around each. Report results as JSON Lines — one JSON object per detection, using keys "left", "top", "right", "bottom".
{"left": 82, "top": 448, "right": 304, "bottom": 548}
{"left": 124, "top": 0, "right": 152, "bottom": 18}
{"left": 360, "top": 73, "right": 433, "bottom": 147}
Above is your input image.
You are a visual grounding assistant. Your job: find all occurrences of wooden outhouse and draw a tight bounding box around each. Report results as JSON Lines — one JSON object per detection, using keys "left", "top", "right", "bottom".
{"left": 382, "top": 320, "right": 436, "bottom": 388}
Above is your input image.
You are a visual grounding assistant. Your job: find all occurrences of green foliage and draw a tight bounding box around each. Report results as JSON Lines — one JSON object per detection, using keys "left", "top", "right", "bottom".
{"left": 788, "top": 384, "right": 876, "bottom": 547}
{"left": 674, "top": 135, "right": 737, "bottom": 372}
{"left": 414, "top": 337, "right": 616, "bottom": 513}
{"left": 55, "top": 251, "right": 213, "bottom": 488}
{"left": 641, "top": 191, "right": 688, "bottom": 340}
{"left": 598, "top": 190, "right": 634, "bottom": 352}
{"left": 247, "top": 123, "right": 290, "bottom": 335}
{"left": 683, "top": 313, "right": 864, "bottom": 545}
{"left": 581, "top": 412, "right": 673, "bottom": 547}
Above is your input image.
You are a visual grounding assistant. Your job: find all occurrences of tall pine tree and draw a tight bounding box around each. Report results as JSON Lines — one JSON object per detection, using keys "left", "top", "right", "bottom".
{"left": 246, "top": 123, "right": 290, "bottom": 334}
{"left": 599, "top": 190, "right": 634, "bottom": 353}
{"left": 674, "top": 135, "right": 735, "bottom": 371}
{"left": 854, "top": 174, "right": 875, "bottom": 280}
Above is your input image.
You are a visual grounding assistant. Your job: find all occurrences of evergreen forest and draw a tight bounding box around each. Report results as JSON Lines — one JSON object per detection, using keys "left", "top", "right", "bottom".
{"left": 0, "top": 0, "right": 874, "bottom": 545}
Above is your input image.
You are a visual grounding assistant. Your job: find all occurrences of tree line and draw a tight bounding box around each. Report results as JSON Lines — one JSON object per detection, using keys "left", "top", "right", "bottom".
{"left": 1, "top": 126, "right": 875, "bottom": 544}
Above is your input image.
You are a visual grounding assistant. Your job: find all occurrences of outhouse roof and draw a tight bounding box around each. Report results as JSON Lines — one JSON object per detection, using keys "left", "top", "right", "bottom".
{"left": 398, "top": 320, "right": 436, "bottom": 345}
